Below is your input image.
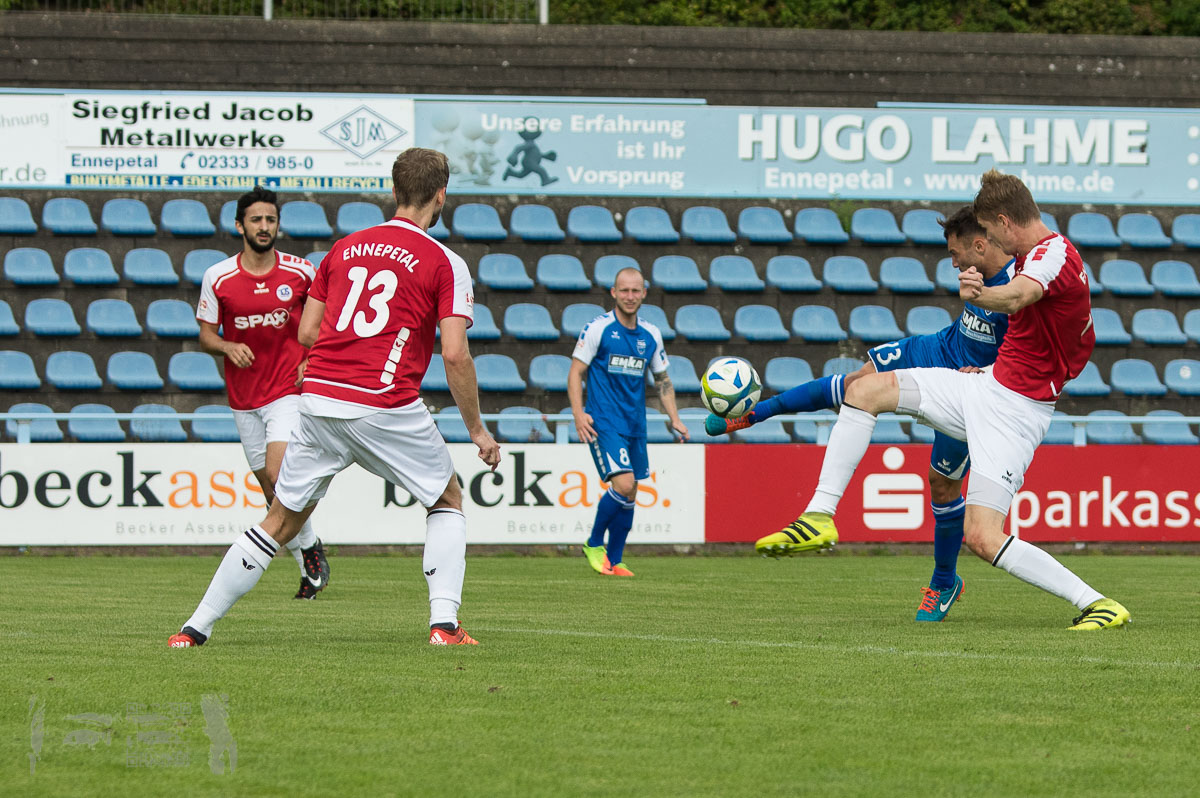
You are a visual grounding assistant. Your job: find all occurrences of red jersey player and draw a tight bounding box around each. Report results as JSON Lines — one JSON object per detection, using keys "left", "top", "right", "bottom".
{"left": 171, "top": 149, "right": 500, "bottom": 649}
{"left": 195, "top": 186, "right": 329, "bottom": 600}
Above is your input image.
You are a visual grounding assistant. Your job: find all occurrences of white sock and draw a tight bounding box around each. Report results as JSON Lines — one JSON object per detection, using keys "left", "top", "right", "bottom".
{"left": 183, "top": 527, "right": 276, "bottom": 638}
{"left": 992, "top": 536, "right": 1103, "bottom": 609}
{"left": 284, "top": 520, "right": 319, "bottom": 574}
{"left": 423, "top": 509, "right": 467, "bottom": 627}
{"left": 806, "top": 405, "right": 877, "bottom": 515}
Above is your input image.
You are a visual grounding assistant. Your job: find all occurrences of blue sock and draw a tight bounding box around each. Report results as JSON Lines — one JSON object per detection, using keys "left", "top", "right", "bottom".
{"left": 753, "top": 374, "right": 844, "bottom": 422}
{"left": 605, "top": 493, "right": 637, "bottom": 566}
{"left": 587, "top": 486, "right": 625, "bottom": 548}
{"left": 930, "top": 497, "right": 965, "bottom": 590}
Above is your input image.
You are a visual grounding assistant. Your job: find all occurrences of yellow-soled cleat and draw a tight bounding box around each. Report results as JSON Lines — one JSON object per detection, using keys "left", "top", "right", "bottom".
{"left": 755, "top": 512, "right": 838, "bottom": 557}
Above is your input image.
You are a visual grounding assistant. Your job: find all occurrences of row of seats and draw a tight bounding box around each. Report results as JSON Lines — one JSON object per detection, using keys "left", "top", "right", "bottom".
{"left": 0, "top": 350, "right": 223, "bottom": 391}
{"left": 5, "top": 402, "right": 238, "bottom": 443}
{"left": 0, "top": 298, "right": 198, "bottom": 338}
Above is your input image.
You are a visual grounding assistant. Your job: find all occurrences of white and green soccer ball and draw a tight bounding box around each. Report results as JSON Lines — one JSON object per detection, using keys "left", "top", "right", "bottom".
{"left": 701, "top": 356, "right": 761, "bottom": 418}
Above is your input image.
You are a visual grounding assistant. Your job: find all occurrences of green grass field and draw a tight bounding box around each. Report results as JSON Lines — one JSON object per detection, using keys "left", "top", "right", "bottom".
{"left": 2, "top": 552, "right": 1197, "bottom": 797}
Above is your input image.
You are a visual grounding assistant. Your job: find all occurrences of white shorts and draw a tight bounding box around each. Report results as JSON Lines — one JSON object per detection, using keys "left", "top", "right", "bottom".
{"left": 232, "top": 395, "right": 302, "bottom": 471}
{"left": 274, "top": 400, "right": 454, "bottom": 512}
{"left": 895, "top": 368, "right": 1054, "bottom": 513}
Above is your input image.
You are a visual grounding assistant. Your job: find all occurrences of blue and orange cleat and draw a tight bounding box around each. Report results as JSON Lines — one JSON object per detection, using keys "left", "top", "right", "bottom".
{"left": 915, "top": 575, "right": 964, "bottom": 622}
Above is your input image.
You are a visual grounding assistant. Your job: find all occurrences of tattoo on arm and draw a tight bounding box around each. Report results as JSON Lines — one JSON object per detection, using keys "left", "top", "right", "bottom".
{"left": 654, "top": 371, "right": 674, "bottom": 399}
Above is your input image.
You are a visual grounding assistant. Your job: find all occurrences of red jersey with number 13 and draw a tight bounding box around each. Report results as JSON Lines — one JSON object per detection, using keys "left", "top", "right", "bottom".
{"left": 302, "top": 218, "right": 474, "bottom": 410}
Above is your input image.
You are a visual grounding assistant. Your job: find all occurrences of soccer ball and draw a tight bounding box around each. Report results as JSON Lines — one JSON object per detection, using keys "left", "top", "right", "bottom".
{"left": 701, "top": 357, "right": 761, "bottom": 418}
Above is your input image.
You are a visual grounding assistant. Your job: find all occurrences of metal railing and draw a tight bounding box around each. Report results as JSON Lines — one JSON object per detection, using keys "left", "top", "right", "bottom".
{"left": 0, "top": 0, "right": 548, "bottom": 22}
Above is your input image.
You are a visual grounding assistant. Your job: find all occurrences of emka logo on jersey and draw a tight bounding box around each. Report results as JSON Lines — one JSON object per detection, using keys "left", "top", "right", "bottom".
{"left": 233, "top": 308, "right": 289, "bottom": 329}
{"left": 607, "top": 354, "right": 645, "bottom": 376}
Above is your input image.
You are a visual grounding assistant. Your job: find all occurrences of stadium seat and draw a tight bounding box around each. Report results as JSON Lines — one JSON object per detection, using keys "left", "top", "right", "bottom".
{"left": 822, "top": 256, "right": 878, "bottom": 293}
{"left": 851, "top": 208, "right": 906, "bottom": 244}
{"left": 1170, "top": 213, "right": 1200, "bottom": 248}
{"left": 24, "top": 298, "right": 80, "bottom": 336}
{"left": 451, "top": 203, "right": 506, "bottom": 241}
{"left": 675, "top": 304, "right": 731, "bottom": 342}
{"left": 536, "top": 254, "right": 591, "bottom": 291}
{"left": 509, "top": 204, "right": 566, "bottom": 242}
{"left": 1041, "top": 211, "right": 1061, "bottom": 234}
{"left": 666, "top": 356, "right": 702, "bottom": 393}
{"left": 0, "top": 300, "right": 18, "bottom": 336}
{"left": 1098, "top": 259, "right": 1154, "bottom": 296}
{"left": 0, "top": 197, "right": 37, "bottom": 234}
{"left": 107, "top": 352, "right": 164, "bottom": 391}
{"left": 1164, "top": 359, "right": 1200, "bottom": 396}
{"left": 421, "top": 354, "right": 449, "bottom": 392}
{"left": 733, "top": 305, "right": 789, "bottom": 342}
{"left": 1067, "top": 212, "right": 1120, "bottom": 248}
{"left": 503, "top": 303, "right": 560, "bottom": 341}
{"left": 848, "top": 305, "right": 905, "bottom": 343}
{"left": 823, "top": 357, "right": 864, "bottom": 377}
{"left": 1063, "top": 361, "right": 1110, "bottom": 397}
{"left": 497, "top": 406, "right": 555, "bottom": 443}
{"left": 131, "top": 403, "right": 188, "bottom": 442}
{"left": 645, "top": 409, "right": 680, "bottom": 444}
{"left": 734, "top": 418, "right": 791, "bottom": 444}
{"left": 638, "top": 304, "right": 676, "bottom": 341}
{"left": 1150, "top": 260, "right": 1200, "bottom": 297}
{"left": 1131, "top": 308, "right": 1186, "bottom": 345}
{"left": 0, "top": 351, "right": 40, "bottom": 389}
{"left": 168, "top": 352, "right": 225, "bottom": 390}
{"left": 791, "top": 305, "right": 847, "bottom": 342}
{"left": 680, "top": 407, "right": 728, "bottom": 443}
{"left": 1185, "top": 309, "right": 1200, "bottom": 343}
{"left": 529, "top": 354, "right": 572, "bottom": 392}
{"left": 42, "top": 197, "right": 97, "bottom": 235}
{"left": 594, "top": 255, "right": 642, "bottom": 290}
{"left": 1109, "top": 358, "right": 1167, "bottom": 397}
{"left": 791, "top": 410, "right": 838, "bottom": 443}
{"left": 280, "top": 201, "right": 333, "bottom": 238}
{"left": 1041, "top": 411, "right": 1077, "bottom": 445}
{"left": 478, "top": 253, "right": 534, "bottom": 290}
{"left": 433, "top": 408, "right": 477, "bottom": 444}
{"left": 219, "top": 200, "right": 239, "bottom": 236}
{"left": 709, "top": 255, "right": 764, "bottom": 292}
{"left": 101, "top": 198, "right": 156, "bottom": 236}
{"left": 879, "top": 257, "right": 935, "bottom": 293}
{"left": 46, "top": 351, "right": 102, "bottom": 390}
{"left": 567, "top": 205, "right": 622, "bottom": 243}
{"left": 160, "top": 198, "right": 216, "bottom": 237}
{"left": 69, "top": 403, "right": 126, "bottom": 442}
{"left": 183, "top": 249, "right": 227, "bottom": 285}
{"left": 737, "top": 206, "right": 793, "bottom": 244}
{"left": 63, "top": 248, "right": 119, "bottom": 285}
{"left": 5, "top": 403, "right": 63, "bottom": 442}
{"left": 124, "top": 248, "right": 179, "bottom": 285}
{"left": 4, "top": 247, "right": 58, "bottom": 285}
{"left": 335, "top": 201, "right": 384, "bottom": 235}
{"left": 428, "top": 214, "right": 450, "bottom": 241}
{"left": 561, "top": 302, "right": 605, "bottom": 338}
{"left": 900, "top": 209, "right": 946, "bottom": 245}
{"left": 765, "top": 255, "right": 821, "bottom": 292}
{"left": 305, "top": 251, "right": 327, "bottom": 269}
{"left": 467, "top": 304, "right": 501, "bottom": 341}
{"left": 146, "top": 299, "right": 201, "bottom": 338}
{"left": 1085, "top": 410, "right": 1140, "bottom": 445}
{"left": 1090, "top": 308, "right": 1131, "bottom": 346}
{"left": 651, "top": 256, "right": 706, "bottom": 292}
{"left": 681, "top": 206, "right": 736, "bottom": 244}
{"left": 1083, "top": 262, "right": 1102, "bottom": 296}
{"left": 1116, "top": 213, "right": 1172, "bottom": 248}
{"left": 871, "top": 414, "right": 910, "bottom": 444}
{"left": 762, "top": 356, "right": 813, "bottom": 394}
{"left": 87, "top": 299, "right": 142, "bottom": 337}
{"left": 474, "top": 354, "right": 526, "bottom": 392}
{"left": 794, "top": 208, "right": 849, "bottom": 244}
{"left": 192, "top": 405, "right": 240, "bottom": 442}
{"left": 906, "top": 305, "right": 953, "bottom": 336}
{"left": 625, "top": 206, "right": 679, "bottom": 243}
{"left": 935, "top": 258, "right": 958, "bottom": 292}
{"left": 1141, "top": 409, "right": 1199, "bottom": 445}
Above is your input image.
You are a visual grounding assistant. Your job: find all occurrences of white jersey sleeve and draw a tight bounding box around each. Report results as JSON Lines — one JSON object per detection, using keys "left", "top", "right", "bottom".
{"left": 196, "top": 266, "right": 221, "bottom": 324}
{"left": 644, "top": 322, "right": 669, "bottom": 374}
{"left": 443, "top": 248, "right": 474, "bottom": 325}
{"left": 1018, "top": 234, "right": 1069, "bottom": 292}
{"left": 572, "top": 313, "right": 608, "bottom": 366}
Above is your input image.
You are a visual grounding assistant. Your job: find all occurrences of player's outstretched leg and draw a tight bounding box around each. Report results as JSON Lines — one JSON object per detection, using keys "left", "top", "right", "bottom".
{"left": 706, "top": 374, "right": 848, "bottom": 436}
{"left": 755, "top": 513, "right": 838, "bottom": 557}
{"left": 424, "top": 508, "right": 479, "bottom": 646}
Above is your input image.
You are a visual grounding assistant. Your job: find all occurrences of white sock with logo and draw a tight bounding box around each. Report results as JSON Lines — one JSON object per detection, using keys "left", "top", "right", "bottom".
{"left": 423, "top": 509, "right": 467, "bottom": 627}
{"left": 184, "top": 527, "right": 276, "bottom": 638}
{"left": 806, "top": 405, "right": 877, "bottom": 515}
{"left": 283, "top": 520, "right": 318, "bottom": 573}
{"left": 992, "top": 536, "right": 1103, "bottom": 610}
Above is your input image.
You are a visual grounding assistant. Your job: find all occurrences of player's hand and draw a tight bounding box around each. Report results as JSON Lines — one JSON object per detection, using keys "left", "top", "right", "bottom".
{"left": 958, "top": 266, "right": 984, "bottom": 301}
{"left": 574, "top": 411, "right": 597, "bottom": 443}
{"left": 471, "top": 429, "right": 501, "bottom": 472}
{"left": 671, "top": 419, "right": 690, "bottom": 442}
{"left": 958, "top": 365, "right": 984, "bottom": 374}
{"left": 223, "top": 342, "right": 254, "bottom": 369}
{"left": 295, "top": 359, "right": 308, "bottom": 386}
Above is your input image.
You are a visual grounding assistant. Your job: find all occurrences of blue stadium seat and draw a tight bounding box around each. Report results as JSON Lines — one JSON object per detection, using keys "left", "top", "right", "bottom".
{"left": 1041, "top": 411, "right": 1076, "bottom": 445}
{"left": 765, "top": 255, "right": 821, "bottom": 292}
{"left": 935, "top": 258, "right": 959, "bottom": 292}
{"left": 1185, "top": 309, "right": 1200, "bottom": 343}
{"left": 192, "top": 405, "right": 240, "bottom": 442}
{"left": 0, "top": 351, "right": 40, "bottom": 389}
{"left": 625, "top": 206, "right": 679, "bottom": 244}
{"left": 1085, "top": 410, "right": 1140, "bottom": 445}
{"left": 666, "top": 356, "right": 702, "bottom": 393}
{"left": 851, "top": 208, "right": 906, "bottom": 244}
{"left": 467, "top": 304, "right": 501, "bottom": 341}
{"left": 147, "top": 299, "right": 201, "bottom": 338}
{"left": 433, "top": 408, "right": 477, "bottom": 444}
{"left": 219, "top": 200, "right": 238, "bottom": 236}
{"left": 651, "top": 256, "right": 706, "bottom": 292}
{"left": 638, "top": 304, "right": 676, "bottom": 341}
{"left": 1064, "top": 361, "right": 1110, "bottom": 397}
{"left": 124, "top": 248, "right": 179, "bottom": 285}
{"left": 497, "top": 406, "right": 554, "bottom": 443}
{"left": 1116, "top": 213, "right": 1172, "bottom": 248}
{"left": 561, "top": 303, "right": 605, "bottom": 338}
{"left": 510, "top": 204, "right": 565, "bottom": 242}
{"left": 131, "top": 404, "right": 188, "bottom": 442}
{"left": 1041, "top": 211, "right": 1060, "bottom": 234}
{"left": 593, "top": 255, "right": 642, "bottom": 290}
{"left": 160, "top": 198, "right": 216, "bottom": 237}
{"left": 46, "top": 351, "right": 102, "bottom": 390}
{"left": 25, "top": 298, "right": 80, "bottom": 336}
{"left": 822, "top": 256, "right": 878, "bottom": 293}
{"left": 906, "top": 305, "right": 952, "bottom": 336}
{"left": 428, "top": 214, "right": 450, "bottom": 241}
{"left": 1170, "top": 213, "right": 1200, "bottom": 248}
{"left": 42, "top": 197, "right": 97, "bottom": 235}
{"left": 529, "top": 354, "right": 572, "bottom": 392}
{"left": 0, "top": 197, "right": 37, "bottom": 234}
{"left": 1131, "top": 308, "right": 1186, "bottom": 345}
{"left": 900, "top": 209, "right": 946, "bottom": 245}
{"left": 737, "top": 206, "right": 792, "bottom": 244}
{"left": 183, "top": 249, "right": 227, "bottom": 285}
{"left": 791, "top": 305, "right": 847, "bottom": 342}
{"left": 763, "top": 356, "right": 813, "bottom": 393}
{"left": 5, "top": 403, "right": 63, "bottom": 442}
{"left": 849, "top": 305, "right": 904, "bottom": 343}
{"left": 734, "top": 418, "right": 791, "bottom": 444}
{"left": 335, "top": 201, "right": 384, "bottom": 236}
{"left": 101, "top": 198, "right": 156, "bottom": 236}
{"left": 871, "top": 414, "right": 910, "bottom": 444}
{"left": 675, "top": 304, "right": 731, "bottom": 342}
{"left": 64, "top": 248, "right": 119, "bottom": 286}
{"left": 794, "top": 208, "right": 849, "bottom": 244}
{"left": 87, "top": 299, "right": 142, "bottom": 337}
{"left": 709, "top": 255, "right": 764, "bottom": 292}
{"left": 474, "top": 354, "right": 526, "bottom": 392}
{"left": 503, "top": 303, "right": 560, "bottom": 341}
{"left": 421, "top": 354, "right": 449, "bottom": 392}
{"left": 680, "top": 407, "right": 727, "bottom": 443}
{"left": 69, "top": 403, "right": 126, "bottom": 442}
{"left": 280, "top": 201, "right": 333, "bottom": 238}
{"left": 4, "top": 247, "right": 58, "bottom": 285}
{"left": 567, "top": 205, "right": 622, "bottom": 243}
{"left": 1091, "top": 308, "right": 1131, "bottom": 346}
{"left": 1067, "top": 212, "right": 1120, "bottom": 248}
{"left": 1110, "top": 358, "right": 1166, "bottom": 397}
{"left": 681, "top": 206, "right": 736, "bottom": 244}
{"left": 1164, "top": 359, "right": 1200, "bottom": 396}
{"left": 305, "top": 251, "right": 327, "bottom": 269}
{"left": 791, "top": 410, "right": 837, "bottom": 443}
{"left": 823, "top": 357, "right": 864, "bottom": 377}
{"left": 451, "top": 203, "right": 506, "bottom": 241}
{"left": 1141, "top": 409, "right": 1199, "bottom": 445}
{"left": 1098, "top": 259, "right": 1153, "bottom": 296}
{"left": 733, "top": 305, "right": 789, "bottom": 342}
{"left": 536, "top": 254, "right": 591, "bottom": 291}
{"left": 168, "top": 352, "right": 225, "bottom": 390}
{"left": 880, "top": 257, "right": 934, "bottom": 293}
{"left": 107, "top": 352, "right": 164, "bottom": 391}
{"left": 645, "top": 409, "right": 680, "bottom": 444}
{"left": 478, "top": 254, "right": 533, "bottom": 290}
{"left": 1150, "top": 260, "right": 1200, "bottom": 297}
{"left": 0, "top": 300, "right": 18, "bottom": 336}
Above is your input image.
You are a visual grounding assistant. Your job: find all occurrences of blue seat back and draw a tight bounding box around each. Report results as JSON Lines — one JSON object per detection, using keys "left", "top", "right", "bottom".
{"left": 124, "top": 248, "right": 179, "bottom": 285}
{"left": 497, "top": 406, "right": 554, "bottom": 443}
{"left": 561, "top": 303, "right": 606, "bottom": 338}
{"left": 168, "top": 352, "right": 225, "bottom": 390}
{"left": 765, "top": 255, "right": 820, "bottom": 292}
{"left": 69, "top": 403, "right": 126, "bottom": 442}
{"left": 421, "top": 354, "right": 449, "bottom": 392}
{"left": 536, "top": 254, "right": 590, "bottom": 291}
{"left": 5, "top": 403, "right": 62, "bottom": 442}
{"left": 280, "top": 201, "right": 333, "bottom": 238}
{"left": 64, "top": 248, "right": 119, "bottom": 285}
{"left": 1067, "top": 212, "right": 1121, "bottom": 248}
{"left": 0, "top": 300, "right": 19, "bottom": 336}
{"left": 791, "top": 305, "right": 846, "bottom": 342}
{"left": 763, "top": 356, "right": 813, "bottom": 393}
{"left": 46, "top": 351, "right": 102, "bottom": 390}
{"left": 594, "top": 255, "right": 642, "bottom": 289}
{"left": 665, "top": 356, "right": 701, "bottom": 393}
{"left": 1063, "top": 361, "right": 1110, "bottom": 397}
{"left": 467, "top": 304, "right": 501, "bottom": 341}
{"left": 794, "top": 208, "right": 848, "bottom": 244}
{"left": 336, "top": 201, "right": 384, "bottom": 235}
{"left": 1141, "top": 410, "right": 1199, "bottom": 445}
{"left": 1091, "top": 307, "right": 1131, "bottom": 346}
{"left": 42, "top": 197, "right": 97, "bottom": 235}
{"left": 0, "top": 350, "right": 41, "bottom": 389}
{"left": 850, "top": 208, "right": 905, "bottom": 244}
{"left": 192, "top": 405, "right": 240, "bottom": 442}
{"left": 651, "top": 256, "right": 706, "bottom": 292}
{"left": 625, "top": 206, "right": 679, "bottom": 243}
{"left": 87, "top": 299, "right": 142, "bottom": 337}
{"left": 184, "top": 249, "right": 228, "bottom": 285}
{"left": 1110, "top": 358, "right": 1166, "bottom": 396}
{"left": 25, "top": 298, "right": 80, "bottom": 336}
{"left": 503, "top": 303, "right": 560, "bottom": 341}
{"left": 638, "top": 304, "right": 675, "bottom": 340}
{"left": 848, "top": 305, "right": 904, "bottom": 343}
{"left": 1085, "top": 410, "right": 1140, "bottom": 445}
{"left": 709, "top": 256, "right": 764, "bottom": 292}
{"left": 451, "top": 203, "right": 507, "bottom": 241}
{"left": 1150, "top": 260, "right": 1200, "bottom": 297}
{"left": 906, "top": 305, "right": 953, "bottom": 336}
{"left": 1131, "top": 308, "right": 1186, "bottom": 345}
{"left": 823, "top": 357, "right": 864, "bottom": 378}
{"left": 478, "top": 253, "right": 533, "bottom": 290}
{"left": 737, "top": 206, "right": 792, "bottom": 244}
{"left": 160, "top": 198, "right": 216, "bottom": 237}
{"left": 0, "top": 197, "right": 37, "bottom": 234}
{"left": 147, "top": 299, "right": 201, "bottom": 338}
{"left": 675, "top": 304, "right": 730, "bottom": 341}
{"left": 4, "top": 247, "right": 58, "bottom": 285}
{"left": 1117, "top": 212, "right": 1171, "bottom": 248}
{"left": 1164, "top": 359, "right": 1200, "bottom": 396}
{"left": 681, "top": 206, "right": 736, "bottom": 244}
{"left": 879, "top": 256, "right": 934, "bottom": 293}
{"left": 733, "top": 305, "right": 789, "bottom": 342}
{"left": 567, "top": 205, "right": 622, "bottom": 242}
{"left": 101, "top": 198, "right": 156, "bottom": 236}
{"left": 1171, "top": 213, "right": 1200, "bottom": 248}
{"left": 528, "top": 355, "right": 572, "bottom": 392}
{"left": 510, "top": 204, "right": 565, "bottom": 242}
{"left": 132, "top": 404, "right": 188, "bottom": 442}
{"left": 474, "top": 354, "right": 526, "bottom": 391}
{"left": 107, "top": 352, "right": 164, "bottom": 390}
{"left": 900, "top": 209, "right": 946, "bottom": 245}
{"left": 1099, "top": 259, "right": 1153, "bottom": 296}
{"left": 822, "top": 256, "right": 878, "bottom": 293}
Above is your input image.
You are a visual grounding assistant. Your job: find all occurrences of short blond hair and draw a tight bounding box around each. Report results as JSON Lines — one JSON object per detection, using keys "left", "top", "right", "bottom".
{"left": 973, "top": 169, "right": 1040, "bottom": 225}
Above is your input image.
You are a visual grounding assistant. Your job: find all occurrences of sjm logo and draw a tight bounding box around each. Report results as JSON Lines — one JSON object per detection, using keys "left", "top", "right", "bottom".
{"left": 321, "top": 106, "right": 407, "bottom": 159}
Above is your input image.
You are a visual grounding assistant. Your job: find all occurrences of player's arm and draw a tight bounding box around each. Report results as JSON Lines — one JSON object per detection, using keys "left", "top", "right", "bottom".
{"left": 198, "top": 320, "right": 254, "bottom": 369}
{"left": 653, "top": 369, "right": 689, "bottom": 441}
{"left": 567, "top": 358, "right": 596, "bottom": 444}
{"left": 959, "top": 268, "right": 1043, "bottom": 314}
{"left": 441, "top": 315, "right": 500, "bottom": 471}
{"left": 297, "top": 298, "right": 325, "bottom": 349}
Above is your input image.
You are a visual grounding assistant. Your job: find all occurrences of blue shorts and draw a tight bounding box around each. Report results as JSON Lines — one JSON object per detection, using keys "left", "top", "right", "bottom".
{"left": 587, "top": 427, "right": 649, "bottom": 481}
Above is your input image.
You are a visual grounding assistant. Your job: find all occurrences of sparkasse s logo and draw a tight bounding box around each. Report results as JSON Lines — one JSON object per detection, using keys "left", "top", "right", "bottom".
{"left": 861, "top": 447, "right": 924, "bottom": 530}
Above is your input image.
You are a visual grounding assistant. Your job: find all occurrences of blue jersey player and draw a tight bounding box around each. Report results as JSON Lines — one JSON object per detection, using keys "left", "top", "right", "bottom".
{"left": 712, "top": 206, "right": 1013, "bottom": 621}
{"left": 569, "top": 267, "right": 689, "bottom": 576}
